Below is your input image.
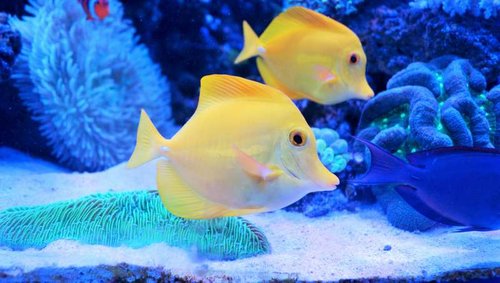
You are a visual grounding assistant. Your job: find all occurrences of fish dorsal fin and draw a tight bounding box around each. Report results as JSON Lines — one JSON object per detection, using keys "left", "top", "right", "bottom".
{"left": 197, "top": 75, "right": 290, "bottom": 112}
{"left": 157, "top": 159, "right": 264, "bottom": 219}
{"left": 260, "top": 6, "right": 352, "bottom": 43}
{"left": 406, "top": 146, "right": 500, "bottom": 167}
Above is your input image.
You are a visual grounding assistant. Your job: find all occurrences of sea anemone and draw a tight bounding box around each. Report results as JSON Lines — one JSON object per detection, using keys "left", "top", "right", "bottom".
{"left": 10, "top": 0, "right": 173, "bottom": 172}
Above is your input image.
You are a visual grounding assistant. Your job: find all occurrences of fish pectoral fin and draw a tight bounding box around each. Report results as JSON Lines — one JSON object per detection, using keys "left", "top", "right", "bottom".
{"left": 257, "top": 57, "right": 305, "bottom": 100}
{"left": 395, "top": 185, "right": 463, "bottom": 227}
{"left": 157, "top": 160, "right": 262, "bottom": 219}
{"left": 233, "top": 146, "right": 283, "bottom": 182}
{"left": 314, "top": 65, "right": 337, "bottom": 84}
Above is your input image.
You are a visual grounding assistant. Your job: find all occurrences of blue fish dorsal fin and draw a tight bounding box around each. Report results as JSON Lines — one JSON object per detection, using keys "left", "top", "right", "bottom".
{"left": 406, "top": 146, "right": 500, "bottom": 167}
{"left": 395, "top": 185, "right": 463, "bottom": 227}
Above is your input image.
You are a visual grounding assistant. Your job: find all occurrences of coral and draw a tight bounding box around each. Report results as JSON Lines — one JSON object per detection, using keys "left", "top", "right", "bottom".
{"left": 9, "top": 0, "right": 174, "bottom": 172}
{"left": 410, "top": 0, "right": 500, "bottom": 19}
{"left": 487, "top": 85, "right": 500, "bottom": 147}
{"left": 355, "top": 57, "right": 499, "bottom": 231}
{"left": 0, "top": 191, "right": 270, "bottom": 260}
{"left": 340, "top": 2, "right": 500, "bottom": 92}
{"left": 313, "top": 127, "right": 350, "bottom": 173}
{"left": 285, "top": 127, "right": 352, "bottom": 217}
{"left": 0, "top": 12, "right": 21, "bottom": 82}
{"left": 284, "top": 0, "right": 365, "bottom": 17}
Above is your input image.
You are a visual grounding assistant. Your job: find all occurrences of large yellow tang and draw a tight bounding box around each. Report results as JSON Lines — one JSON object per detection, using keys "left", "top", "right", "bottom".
{"left": 128, "top": 75, "right": 339, "bottom": 219}
{"left": 235, "top": 6, "right": 374, "bottom": 105}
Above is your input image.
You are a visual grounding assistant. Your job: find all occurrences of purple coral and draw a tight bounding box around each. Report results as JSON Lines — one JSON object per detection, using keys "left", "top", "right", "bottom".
{"left": 355, "top": 57, "right": 499, "bottom": 231}
{"left": 487, "top": 85, "right": 500, "bottom": 148}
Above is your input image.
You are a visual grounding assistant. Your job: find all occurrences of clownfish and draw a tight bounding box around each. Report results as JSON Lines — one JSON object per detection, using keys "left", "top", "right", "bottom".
{"left": 78, "top": 0, "right": 109, "bottom": 21}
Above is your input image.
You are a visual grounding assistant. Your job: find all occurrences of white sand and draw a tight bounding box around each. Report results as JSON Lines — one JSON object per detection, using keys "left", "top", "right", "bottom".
{"left": 0, "top": 147, "right": 499, "bottom": 281}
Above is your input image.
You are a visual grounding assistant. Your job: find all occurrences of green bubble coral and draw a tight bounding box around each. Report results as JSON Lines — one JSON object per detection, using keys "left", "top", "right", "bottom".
{"left": 0, "top": 191, "right": 270, "bottom": 260}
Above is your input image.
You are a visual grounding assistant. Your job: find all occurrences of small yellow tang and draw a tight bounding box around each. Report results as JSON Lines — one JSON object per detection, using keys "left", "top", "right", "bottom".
{"left": 234, "top": 6, "right": 374, "bottom": 105}
{"left": 128, "top": 75, "right": 339, "bottom": 219}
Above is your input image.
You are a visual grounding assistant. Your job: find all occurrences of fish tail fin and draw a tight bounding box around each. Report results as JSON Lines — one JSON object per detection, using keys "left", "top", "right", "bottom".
{"left": 127, "top": 109, "right": 170, "bottom": 168}
{"left": 234, "top": 21, "right": 263, "bottom": 64}
{"left": 351, "top": 137, "right": 411, "bottom": 185}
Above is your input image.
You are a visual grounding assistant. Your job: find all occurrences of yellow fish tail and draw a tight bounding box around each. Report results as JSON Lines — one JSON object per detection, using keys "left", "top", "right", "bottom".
{"left": 234, "top": 21, "right": 263, "bottom": 64}
{"left": 127, "top": 109, "right": 170, "bottom": 168}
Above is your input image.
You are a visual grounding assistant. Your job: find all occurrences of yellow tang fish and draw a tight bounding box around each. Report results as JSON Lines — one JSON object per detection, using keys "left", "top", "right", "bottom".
{"left": 234, "top": 6, "right": 374, "bottom": 105}
{"left": 128, "top": 75, "right": 339, "bottom": 219}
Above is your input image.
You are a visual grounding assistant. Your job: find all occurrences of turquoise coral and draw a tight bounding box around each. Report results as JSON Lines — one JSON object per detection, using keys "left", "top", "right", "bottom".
{"left": 356, "top": 56, "right": 499, "bottom": 231}
{"left": 313, "top": 127, "right": 350, "bottom": 173}
{"left": 0, "top": 191, "right": 270, "bottom": 260}
{"left": 9, "top": 0, "right": 173, "bottom": 172}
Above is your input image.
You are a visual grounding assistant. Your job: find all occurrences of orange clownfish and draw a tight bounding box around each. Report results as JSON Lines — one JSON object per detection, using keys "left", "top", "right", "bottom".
{"left": 79, "top": 0, "right": 110, "bottom": 21}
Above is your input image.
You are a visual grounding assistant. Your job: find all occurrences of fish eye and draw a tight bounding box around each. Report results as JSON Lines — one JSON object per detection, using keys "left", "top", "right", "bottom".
{"left": 289, "top": 130, "right": 307, "bottom": 147}
{"left": 349, "top": 53, "right": 359, "bottom": 64}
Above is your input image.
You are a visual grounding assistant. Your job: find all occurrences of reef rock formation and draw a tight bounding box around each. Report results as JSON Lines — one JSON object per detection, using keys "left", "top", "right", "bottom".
{"left": 0, "top": 191, "right": 270, "bottom": 260}
{"left": 9, "top": 0, "right": 174, "bottom": 172}
{"left": 355, "top": 56, "right": 499, "bottom": 231}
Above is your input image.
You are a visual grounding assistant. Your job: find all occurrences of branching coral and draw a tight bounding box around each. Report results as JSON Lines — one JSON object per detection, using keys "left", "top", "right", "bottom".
{"left": 410, "top": 0, "right": 500, "bottom": 19}
{"left": 0, "top": 191, "right": 270, "bottom": 260}
{"left": 9, "top": 0, "right": 173, "bottom": 172}
{"left": 355, "top": 56, "right": 499, "bottom": 231}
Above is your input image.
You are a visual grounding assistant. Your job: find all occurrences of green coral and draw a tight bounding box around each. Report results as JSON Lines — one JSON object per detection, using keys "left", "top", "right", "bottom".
{"left": 0, "top": 191, "right": 270, "bottom": 260}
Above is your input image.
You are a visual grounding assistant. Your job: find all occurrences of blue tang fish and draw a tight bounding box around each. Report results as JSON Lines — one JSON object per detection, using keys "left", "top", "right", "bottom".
{"left": 352, "top": 138, "right": 500, "bottom": 231}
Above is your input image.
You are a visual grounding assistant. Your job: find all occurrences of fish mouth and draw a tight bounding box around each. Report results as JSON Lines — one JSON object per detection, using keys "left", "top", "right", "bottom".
{"left": 281, "top": 156, "right": 338, "bottom": 191}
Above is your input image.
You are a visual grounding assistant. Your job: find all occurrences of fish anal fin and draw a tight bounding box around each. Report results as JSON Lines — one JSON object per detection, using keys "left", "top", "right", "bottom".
{"left": 257, "top": 57, "right": 305, "bottom": 100}
{"left": 233, "top": 146, "right": 283, "bottom": 182}
{"left": 395, "top": 185, "right": 463, "bottom": 227}
{"left": 157, "top": 160, "right": 264, "bottom": 219}
{"left": 260, "top": 6, "right": 352, "bottom": 43}
{"left": 197, "top": 74, "right": 290, "bottom": 113}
